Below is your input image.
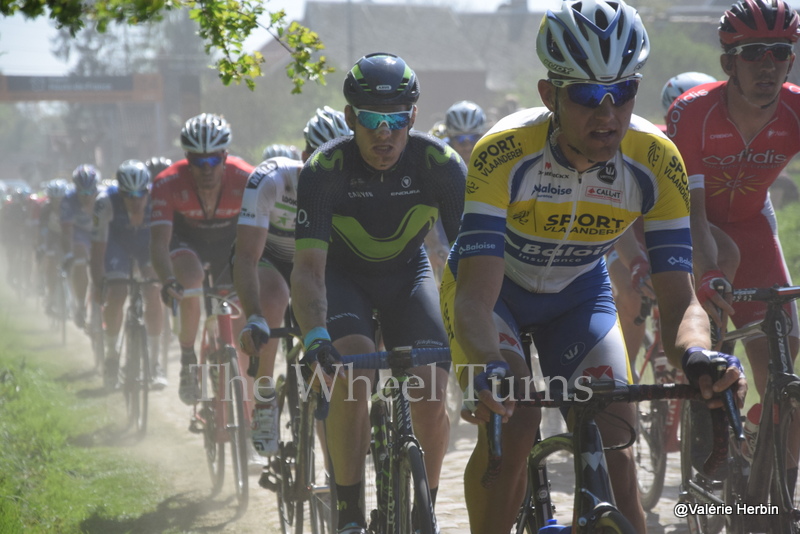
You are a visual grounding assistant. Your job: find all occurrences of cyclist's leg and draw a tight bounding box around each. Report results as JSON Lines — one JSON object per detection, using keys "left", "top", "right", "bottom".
{"left": 70, "top": 236, "right": 91, "bottom": 326}
{"left": 249, "top": 259, "right": 290, "bottom": 456}
{"left": 325, "top": 268, "right": 378, "bottom": 531}
{"left": 380, "top": 256, "right": 449, "bottom": 494}
{"left": 170, "top": 247, "right": 204, "bottom": 350}
{"left": 441, "top": 269, "right": 538, "bottom": 534}
{"left": 140, "top": 263, "right": 165, "bottom": 383}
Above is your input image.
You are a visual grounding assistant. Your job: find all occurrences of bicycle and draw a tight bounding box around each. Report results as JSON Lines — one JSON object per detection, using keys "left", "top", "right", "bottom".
{"left": 328, "top": 345, "right": 449, "bottom": 534}
{"left": 679, "top": 284, "right": 800, "bottom": 534}
{"left": 493, "top": 378, "right": 733, "bottom": 534}
{"left": 183, "top": 268, "right": 250, "bottom": 514}
{"left": 258, "top": 310, "right": 333, "bottom": 534}
{"left": 111, "top": 269, "right": 158, "bottom": 437}
{"left": 631, "top": 296, "right": 685, "bottom": 510}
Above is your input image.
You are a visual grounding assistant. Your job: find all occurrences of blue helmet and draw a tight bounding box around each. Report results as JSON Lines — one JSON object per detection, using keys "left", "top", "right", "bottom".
{"left": 72, "top": 164, "right": 100, "bottom": 193}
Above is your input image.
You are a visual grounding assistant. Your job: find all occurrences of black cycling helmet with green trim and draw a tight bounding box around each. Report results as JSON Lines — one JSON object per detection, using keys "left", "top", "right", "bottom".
{"left": 343, "top": 53, "right": 420, "bottom": 108}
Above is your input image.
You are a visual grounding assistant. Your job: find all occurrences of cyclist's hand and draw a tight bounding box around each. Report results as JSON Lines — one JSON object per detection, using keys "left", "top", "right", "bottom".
{"left": 682, "top": 347, "right": 747, "bottom": 409}
{"left": 697, "top": 270, "right": 734, "bottom": 327}
{"left": 467, "top": 360, "right": 515, "bottom": 424}
{"left": 629, "top": 256, "right": 655, "bottom": 299}
{"left": 239, "top": 314, "right": 270, "bottom": 356}
{"left": 299, "top": 334, "right": 344, "bottom": 389}
{"left": 160, "top": 278, "right": 184, "bottom": 307}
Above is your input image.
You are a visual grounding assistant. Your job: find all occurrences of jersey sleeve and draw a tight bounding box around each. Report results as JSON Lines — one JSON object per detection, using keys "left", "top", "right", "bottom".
{"left": 425, "top": 142, "right": 466, "bottom": 244}
{"left": 457, "top": 129, "right": 521, "bottom": 260}
{"left": 91, "top": 194, "right": 113, "bottom": 242}
{"left": 238, "top": 162, "right": 279, "bottom": 229}
{"left": 295, "top": 147, "right": 346, "bottom": 252}
{"left": 638, "top": 137, "right": 693, "bottom": 274}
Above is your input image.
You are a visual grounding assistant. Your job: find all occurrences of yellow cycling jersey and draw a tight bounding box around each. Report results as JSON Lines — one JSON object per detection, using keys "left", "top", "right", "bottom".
{"left": 452, "top": 107, "right": 692, "bottom": 293}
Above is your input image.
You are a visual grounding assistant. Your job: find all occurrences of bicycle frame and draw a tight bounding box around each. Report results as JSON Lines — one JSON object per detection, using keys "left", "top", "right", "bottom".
{"left": 681, "top": 285, "right": 800, "bottom": 533}
{"left": 505, "top": 381, "right": 726, "bottom": 533}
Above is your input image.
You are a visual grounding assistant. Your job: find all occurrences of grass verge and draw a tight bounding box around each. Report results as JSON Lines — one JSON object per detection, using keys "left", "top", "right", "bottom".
{"left": 0, "top": 306, "right": 164, "bottom": 533}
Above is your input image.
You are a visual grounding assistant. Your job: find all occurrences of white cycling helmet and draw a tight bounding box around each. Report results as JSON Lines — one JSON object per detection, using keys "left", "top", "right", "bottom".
{"left": 262, "top": 144, "right": 300, "bottom": 161}
{"left": 116, "top": 160, "right": 151, "bottom": 194}
{"left": 445, "top": 101, "right": 486, "bottom": 135}
{"left": 72, "top": 164, "right": 100, "bottom": 192}
{"left": 304, "top": 106, "right": 352, "bottom": 151}
{"left": 661, "top": 72, "right": 717, "bottom": 112}
{"left": 45, "top": 179, "right": 69, "bottom": 199}
{"left": 180, "top": 113, "right": 232, "bottom": 153}
{"left": 536, "top": 0, "right": 650, "bottom": 82}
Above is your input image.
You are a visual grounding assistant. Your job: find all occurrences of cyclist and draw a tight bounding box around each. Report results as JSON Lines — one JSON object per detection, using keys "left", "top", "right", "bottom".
{"left": 291, "top": 53, "right": 466, "bottom": 534}
{"left": 608, "top": 71, "right": 718, "bottom": 365}
{"left": 60, "top": 164, "right": 102, "bottom": 329}
{"left": 444, "top": 100, "right": 487, "bottom": 163}
{"left": 38, "top": 179, "right": 70, "bottom": 314}
{"left": 150, "top": 113, "right": 255, "bottom": 405}
{"left": 235, "top": 106, "right": 351, "bottom": 457}
{"left": 667, "top": 0, "right": 800, "bottom": 476}
{"left": 440, "top": 1, "right": 746, "bottom": 532}
{"left": 91, "top": 160, "right": 165, "bottom": 389}
{"left": 144, "top": 156, "right": 173, "bottom": 182}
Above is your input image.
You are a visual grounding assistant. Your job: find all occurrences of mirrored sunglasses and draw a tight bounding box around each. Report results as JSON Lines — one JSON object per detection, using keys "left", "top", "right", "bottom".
{"left": 188, "top": 154, "right": 224, "bottom": 168}
{"left": 121, "top": 189, "right": 148, "bottom": 199}
{"left": 726, "top": 42, "right": 793, "bottom": 62}
{"left": 451, "top": 133, "right": 481, "bottom": 145}
{"left": 550, "top": 77, "right": 640, "bottom": 108}
{"left": 352, "top": 107, "right": 413, "bottom": 130}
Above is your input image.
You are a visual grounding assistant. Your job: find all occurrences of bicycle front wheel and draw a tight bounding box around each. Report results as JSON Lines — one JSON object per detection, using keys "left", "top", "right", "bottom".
{"left": 124, "top": 322, "right": 149, "bottom": 437}
{"left": 395, "top": 441, "right": 435, "bottom": 534}
{"left": 679, "top": 400, "right": 724, "bottom": 534}
{"left": 225, "top": 347, "right": 249, "bottom": 515}
{"left": 275, "top": 358, "right": 303, "bottom": 534}
{"left": 635, "top": 398, "right": 667, "bottom": 510}
{"left": 588, "top": 505, "right": 638, "bottom": 534}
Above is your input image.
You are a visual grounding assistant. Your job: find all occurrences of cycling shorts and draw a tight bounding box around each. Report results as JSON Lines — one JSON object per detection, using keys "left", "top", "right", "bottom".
{"left": 440, "top": 261, "right": 632, "bottom": 388}
{"left": 169, "top": 237, "right": 232, "bottom": 286}
{"left": 325, "top": 250, "right": 450, "bottom": 371}
{"left": 104, "top": 233, "right": 151, "bottom": 281}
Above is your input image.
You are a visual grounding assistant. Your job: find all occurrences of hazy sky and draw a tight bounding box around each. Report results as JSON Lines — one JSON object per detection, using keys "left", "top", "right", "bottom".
{"left": 0, "top": 0, "right": 562, "bottom": 76}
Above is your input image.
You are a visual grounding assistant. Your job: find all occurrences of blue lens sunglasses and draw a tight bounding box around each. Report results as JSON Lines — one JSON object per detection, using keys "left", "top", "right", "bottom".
{"left": 352, "top": 107, "right": 414, "bottom": 130}
{"left": 550, "top": 76, "right": 641, "bottom": 108}
{"left": 188, "top": 154, "right": 224, "bottom": 168}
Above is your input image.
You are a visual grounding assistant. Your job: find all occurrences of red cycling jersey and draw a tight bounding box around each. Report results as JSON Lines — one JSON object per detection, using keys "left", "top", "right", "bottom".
{"left": 150, "top": 156, "right": 254, "bottom": 247}
{"left": 668, "top": 80, "right": 800, "bottom": 330}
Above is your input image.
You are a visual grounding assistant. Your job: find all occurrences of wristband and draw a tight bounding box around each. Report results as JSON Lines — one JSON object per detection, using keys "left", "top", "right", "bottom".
{"left": 682, "top": 346, "right": 710, "bottom": 370}
{"left": 304, "top": 326, "right": 330, "bottom": 349}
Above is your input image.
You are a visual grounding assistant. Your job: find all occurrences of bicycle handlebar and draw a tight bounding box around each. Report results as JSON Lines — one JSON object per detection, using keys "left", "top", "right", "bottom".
{"left": 482, "top": 381, "right": 733, "bottom": 489}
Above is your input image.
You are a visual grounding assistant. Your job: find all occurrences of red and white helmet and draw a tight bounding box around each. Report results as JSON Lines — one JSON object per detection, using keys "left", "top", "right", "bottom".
{"left": 719, "top": 0, "right": 800, "bottom": 46}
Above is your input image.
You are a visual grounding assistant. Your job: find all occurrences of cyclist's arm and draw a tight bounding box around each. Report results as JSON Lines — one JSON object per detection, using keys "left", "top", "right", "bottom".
{"left": 290, "top": 247, "right": 328, "bottom": 337}
{"left": 652, "top": 269, "right": 744, "bottom": 405}
{"left": 150, "top": 223, "right": 174, "bottom": 284}
{"left": 233, "top": 224, "right": 268, "bottom": 318}
{"left": 453, "top": 254, "right": 512, "bottom": 418}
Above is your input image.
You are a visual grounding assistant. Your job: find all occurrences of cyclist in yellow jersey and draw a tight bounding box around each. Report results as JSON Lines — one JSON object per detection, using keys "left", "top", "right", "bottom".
{"left": 440, "top": 1, "right": 746, "bottom": 532}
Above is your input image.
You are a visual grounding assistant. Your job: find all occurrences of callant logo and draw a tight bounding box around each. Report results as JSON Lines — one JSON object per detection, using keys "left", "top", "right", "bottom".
{"left": 586, "top": 186, "right": 622, "bottom": 203}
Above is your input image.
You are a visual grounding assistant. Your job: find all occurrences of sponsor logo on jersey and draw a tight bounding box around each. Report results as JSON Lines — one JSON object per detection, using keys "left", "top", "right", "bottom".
{"left": 667, "top": 256, "right": 692, "bottom": 269}
{"left": 544, "top": 212, "right": 626, "bottom": 235}
{"left": 665, "top": 155, "right": 689, "bottom": 211}
{"left": 458, "top": 242, "right": 497, "bottom": 255}
{"left": 348, "top": 191, "right": 374, "bottom": 199}
{"left": 512, "top": 210, "right": 530, "bottom": 225}
{"left": 532, "top": 183, "right": 572, "bottom": 196}
{"left": 246, "top": 172, "right": 266, "bottom": 189}
{"left": 586, "top": 186, "right": 622, "bottom": 203}
{"left": 703, "top": 148, "right": 788, "bottom": 166}
{"left": 466, "top": 180, "right": 480, "bottom": 194}
{"left": 597, "top": 163, "right": 616, "bottom": 185}
{"left": 498, "top": 332, "right": 522, "bottom": 351}
{"left": 425, "top": 144, "right": 459, "bottom": 168}
{"left": 473, "top": 135, "right": 523, "bottom": 176}
{"left": 710, "top": 133, "right": 734, "bottom": 140}
{"left": 310, "top": 149, "right": 345, "bottom": 172}
{"left": 647, "top": 141, "right": 663, "bottom": 169}
{"left": 767, "top": 129, "right": 790, "bottom": 138}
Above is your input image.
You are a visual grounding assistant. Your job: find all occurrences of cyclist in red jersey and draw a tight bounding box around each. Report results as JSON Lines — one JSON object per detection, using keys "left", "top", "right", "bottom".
{"left": 150, "top": 113, "right": 254, "bottom": 405}
{"left": 667, "top": 0, "right": 800, "bottom": 402}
